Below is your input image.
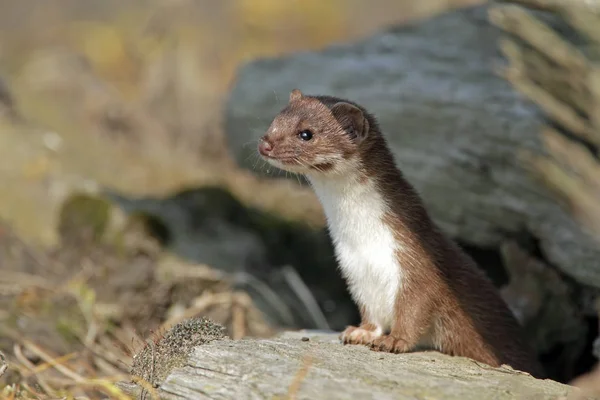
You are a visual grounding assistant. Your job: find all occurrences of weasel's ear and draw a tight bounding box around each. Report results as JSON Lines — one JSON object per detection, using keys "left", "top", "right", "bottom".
{"left": 289, "top": 89, "right": 304, "bottom": 102}
{"left": 331, "top": 102, "right": 370, "bottom": 143}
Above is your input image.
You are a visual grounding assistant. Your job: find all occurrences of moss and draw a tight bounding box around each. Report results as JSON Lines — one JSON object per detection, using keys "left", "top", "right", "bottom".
{"left": 130, "top": 317, "right": 228, "bottom": 388}
{"left": 57, "top": 193, "right": 112, "bottom": 245}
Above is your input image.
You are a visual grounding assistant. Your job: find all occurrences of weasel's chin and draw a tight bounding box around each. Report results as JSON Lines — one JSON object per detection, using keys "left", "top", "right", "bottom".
{"left": 262, "top": 157, "right": 306, "bottom": 173}
{"left": 261, "top": 157, "right": 289, "bottom": 169}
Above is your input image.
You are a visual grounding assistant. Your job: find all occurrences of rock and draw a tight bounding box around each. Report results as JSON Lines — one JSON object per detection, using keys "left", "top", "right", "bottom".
{"left": 499, "top": 241, "right": 588, "bottom": 380}
{"left": 223, "top": 4, "right": 600, "bottom": 381}
{"left": 224, "top": 4, "right": 600, "bottom": 295}
{"left": 119, "top": 329, "right": 584, "bottom": 400}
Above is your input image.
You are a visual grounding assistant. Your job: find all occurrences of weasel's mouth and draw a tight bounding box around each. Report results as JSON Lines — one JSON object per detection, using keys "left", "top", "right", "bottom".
{"left": 257, "top": 143, "right": 309, "bottom": 172}
{"left": 258, "top": 148, "right": 294, "bottom": 165}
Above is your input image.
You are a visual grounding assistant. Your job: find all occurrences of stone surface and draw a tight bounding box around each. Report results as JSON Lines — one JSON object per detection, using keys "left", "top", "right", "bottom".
{"left": 223, "top": 4, "right": 600, "bottom": 289}
{"left": 120, "top": 331, "right": 586, "bottom": 400}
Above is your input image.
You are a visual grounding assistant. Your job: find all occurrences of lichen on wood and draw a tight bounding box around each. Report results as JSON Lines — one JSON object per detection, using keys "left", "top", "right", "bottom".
{"left": 130, "top": 317, "right": 228, "bottom": 389}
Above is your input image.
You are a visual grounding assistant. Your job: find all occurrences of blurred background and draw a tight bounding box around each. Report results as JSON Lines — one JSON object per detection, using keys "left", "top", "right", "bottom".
{"left": 0, "top": 0, "right": 478, "bottom": 244}
{"left": 1, "top": 0, "right": 600, "bottom": 398}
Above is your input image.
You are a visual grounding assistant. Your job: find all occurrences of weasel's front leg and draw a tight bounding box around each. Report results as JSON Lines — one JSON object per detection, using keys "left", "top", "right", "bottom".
{"left": 370, "top": 291, "right": 434, "bottom": 354}
{"left": 341, "top": 322, "right": 382, "bottom": 345}
{"left": 340, "top": 307, "right": 382, "bottom": 346}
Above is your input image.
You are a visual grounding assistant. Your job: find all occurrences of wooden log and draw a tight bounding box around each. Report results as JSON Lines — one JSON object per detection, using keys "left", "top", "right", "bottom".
{"left": 119, "top": 331, "right": 581, "bottom": 400}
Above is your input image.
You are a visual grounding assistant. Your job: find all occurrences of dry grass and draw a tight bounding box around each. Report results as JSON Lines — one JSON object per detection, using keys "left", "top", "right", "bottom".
{"left": 0, "top": 217, "right": 276, "bottom": 399}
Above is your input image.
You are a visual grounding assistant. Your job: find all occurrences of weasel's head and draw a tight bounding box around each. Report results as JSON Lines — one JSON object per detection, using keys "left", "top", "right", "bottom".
{"left": 258, "top": 89, "right": 371, "bottom": 176}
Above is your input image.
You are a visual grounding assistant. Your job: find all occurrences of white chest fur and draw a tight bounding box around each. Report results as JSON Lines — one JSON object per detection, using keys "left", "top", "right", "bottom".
{"left": 309, "top": 174, "right": 402, "bottom": 332}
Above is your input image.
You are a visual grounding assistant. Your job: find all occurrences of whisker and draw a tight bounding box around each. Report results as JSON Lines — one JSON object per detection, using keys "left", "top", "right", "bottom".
{"left": 244, "top": 149, "right": 260, "bottom": 165}
{"left": 292, "top": 171, "right": 303, "bottom": 186}
{"left": 259, "top": 158, "right": 271, "bottom": 175}
{"left": 296, "top": 156, "right": 324, "bottom": 174}
{"left": 251, "top": 153, "right": 264, "bottom": 172}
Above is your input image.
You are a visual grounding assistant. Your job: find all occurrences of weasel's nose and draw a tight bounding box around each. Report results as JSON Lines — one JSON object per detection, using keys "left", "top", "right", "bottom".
{"left": 258, "top": 138, "right": 273, "bottom": 156}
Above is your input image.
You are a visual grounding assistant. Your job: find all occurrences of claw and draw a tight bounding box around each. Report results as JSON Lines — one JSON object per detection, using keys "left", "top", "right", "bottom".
{"left": 369, "top": 335, "right": 410, "bottom": 354}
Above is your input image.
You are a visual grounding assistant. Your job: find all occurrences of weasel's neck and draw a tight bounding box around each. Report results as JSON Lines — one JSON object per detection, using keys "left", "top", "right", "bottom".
{"left": 307, "top": 172, "right": 391, "bottom": 236}
{"left": 307, "top": 173, "right": 366, "bottom": 200}
{"left": 307, "top": 163, "right": 437, "bottom": 250}
{"left": 307, "top": 172, "right": 372, "bottom": 206}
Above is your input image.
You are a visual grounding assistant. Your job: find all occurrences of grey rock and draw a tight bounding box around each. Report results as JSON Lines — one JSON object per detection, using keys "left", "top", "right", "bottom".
{"left": 120, "top": 331, "right": 584, "bottom": 400}
{"left": 224, "top": 4, "right": 600, "bottom": 289}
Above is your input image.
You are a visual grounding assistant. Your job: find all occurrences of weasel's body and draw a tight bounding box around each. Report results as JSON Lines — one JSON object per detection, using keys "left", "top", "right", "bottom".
{"left": 258, "top": 89, "right": 544, "bottom": 378}
{"left": 310, "top": 172, "right": 401, "bottom": 337}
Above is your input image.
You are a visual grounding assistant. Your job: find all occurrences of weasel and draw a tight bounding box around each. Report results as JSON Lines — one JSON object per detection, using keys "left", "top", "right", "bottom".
{"left": 257, "top": 89, "right": 545, "bottom": 378}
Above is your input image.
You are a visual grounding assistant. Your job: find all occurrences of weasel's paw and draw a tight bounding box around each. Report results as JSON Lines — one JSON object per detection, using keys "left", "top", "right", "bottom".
{"left": 340, "top": 326, "right": 378, "bottom": 345}
{"left": 370, "top": 335, "right": 410, "bottom": 354}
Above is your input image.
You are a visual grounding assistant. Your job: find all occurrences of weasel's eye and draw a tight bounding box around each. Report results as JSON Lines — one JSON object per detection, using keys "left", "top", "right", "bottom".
{"left": 298, "top": 130, "right": 313, "bottom": 141}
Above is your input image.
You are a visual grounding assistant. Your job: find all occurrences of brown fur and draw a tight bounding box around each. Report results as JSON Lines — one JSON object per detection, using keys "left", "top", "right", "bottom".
{"left": 259, "top": 89, "right": 545, "bottom": 378}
